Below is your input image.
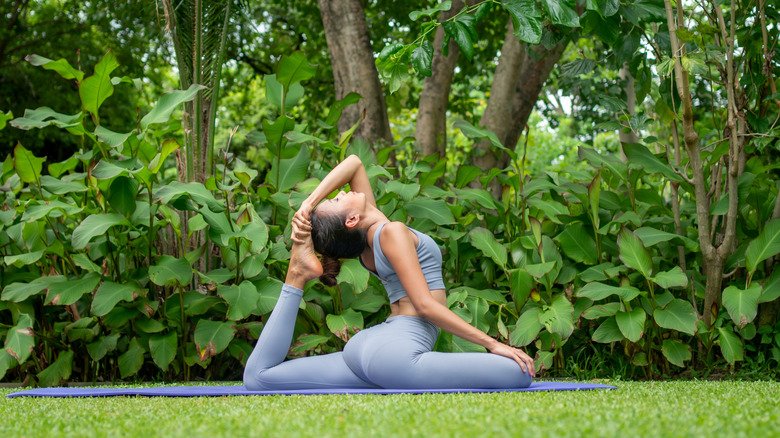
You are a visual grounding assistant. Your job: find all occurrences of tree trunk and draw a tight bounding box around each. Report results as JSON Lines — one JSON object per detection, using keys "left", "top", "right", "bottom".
{"left": 318, "top": 0, "right": 393, "bottom": 145}
{"left": 618, "top": 63, "right": 639, "bottom": 145}
{"left": 473, "top": 21, "right": 567, "bottom": 195}
{"left": 415, "top": 0, "right": 466, "bottom": 157}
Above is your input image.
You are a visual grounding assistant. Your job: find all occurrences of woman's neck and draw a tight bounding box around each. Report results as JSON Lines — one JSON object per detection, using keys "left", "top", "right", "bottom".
{"left": 358, "top": 205, "right": 389, "bottom": 231}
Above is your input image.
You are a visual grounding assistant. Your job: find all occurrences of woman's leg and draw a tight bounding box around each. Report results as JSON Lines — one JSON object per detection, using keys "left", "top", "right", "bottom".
{"left": 343, "top": 315, "right": 532, "bottom": 389}
{"left": 243, "top": 244, "right": 378, "bottom": 390}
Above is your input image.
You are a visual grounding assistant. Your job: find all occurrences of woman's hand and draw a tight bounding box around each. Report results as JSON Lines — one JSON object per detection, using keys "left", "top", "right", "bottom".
{"left": 291, "top": 212, "right": 312, "bottom": 244}
{"left": 488, "top": 342, "right": 536, "bottom": 377}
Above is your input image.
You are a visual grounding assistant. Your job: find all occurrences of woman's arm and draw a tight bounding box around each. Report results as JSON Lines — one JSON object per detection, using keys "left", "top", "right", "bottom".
{"left": 381, "top": 222, "right": 535, "bottom": 376}
{"left": 300, "top": 154, "right": 375, "bottom": 214}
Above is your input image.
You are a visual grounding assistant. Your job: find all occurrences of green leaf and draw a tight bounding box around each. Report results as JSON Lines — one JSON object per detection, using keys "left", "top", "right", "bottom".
{"left": 623, "top": 143, "right": 682, "bottom": 182}
{"left": 154, "top": 181, "right": 225, "bottom": 212}
{"left": 45, "top": 273, "right": 101, "bottom": 306}
{"left": 385, "top": 180, "right": 421, "bottom": 202}
{"left": 91, "top": 159, "right": 130, "bottom": 179}
{"left": 634, "top": 226, "right": 698, "bottom": 251}
{"left": 95, "top": 125, "right": 132, "bottom": 149}
{"left": 759, "top": 269, "right": 780, "bottom": 304}
{"left": 653, "top": 299, "right": 697, "bottom": 335}
{"left": 469, "top": 227, "right": 507, "bottom": 269}
{"left": 1, "top": 276, "right": 66, "bottom": 302}
{"left": 37, "top": 350, "right": 74, "bottom": 387}
{"left": 502, "top": 0, "right": 543, "bottom": 44}
{"left": 148, "top": 256, "right": 193, "bottom": 287}
{"left": 40, "top": 175, "right": 87, "bottom": 195}
{"left": 10, "top": 107, "right": 81, "bottom": 130}
{"left": 149, "top": 332, "right": 177, "bottom": 371}
{"left": 467, "top": 298, "right": 491, "bottom": 332}
{"left": 3, "top": 251, "right": 45, "bottom": 267}
{"left": 661, "top": 339, "right": 691, "bottom": 367}
{"left": 291, "top": 334, "right": 331, "bottom": 355}
{"left": 405, "top": 198, "right": 455, "bottom": 225}
{"left": 581, "top": 302, "right": 621, "bottom": 319}
{"left": 586, "top": 0, "right": 619, "bottom": 17}
{"left": 276, "top": 52, "right": 316, "bottom": 93}
{"left": 509, "top": 269, "right": 534, "bottom": 310}
{"left": 4, "top": 314, "right": 34, "bottom": 363}
{"left": 543, "top": 0, "right": 580, "bottom": 27}
{"left": 194, "top": 320, "right": 236, "bottom": 361}
{"left": 263, "top": 115, "right": 297, "bottom": 156}
{"left": 72, "top": 253, "right": 101, "bottom": 274}
{"left": 336, "top": 259, "right": 370, "bottom": 292}
{"left": 218, "top": 281, "right": 261, "bottom": 321}
{"left": 265, "top": 74, "right": 304, "bottom": 111}
{"left": 717, "top": 327, "right": 743, "bottom": 364}
{"left": 326, "top": 309, "right": 364, "bottom": 342}
{"left": 72, "top": 213, "right": 128, "bottom": 250}
{"left": 539, "top": 295, "right": 574, "bottom": 338}
{"left": 576, "top": 282, "right": 641, "bottom": 301}
{"left": 618, "top": 229, "right": 654, "bottom": 278}
{"left": 255, "top": 278, "right": 283, "bottom": 314}
{"left": 140, "top": 84, "right": 205, "bottom": 130}
{"left": 0, "top": 350, "right": 16, "bottom": 380}
{"left": 324, "top": 92, "right": 362, "bottom": 128}
{"left": 91, "top": 281, "right": 139, "bottom": 317}
{"left": 107, "top": 176, "right": 138, "bottom": 216}
{"left": 555, "top": 222, "right": 598, "bottom": 265}
{"left": 148, "top": 139, "right": 180, "bottom": 174}
{"left": 118, "top": 338, "right": 145, "bottom": 378}
{"left": 745, "top": 219, "right": 780, "bottom": 274}
{"left": 409, "top": 1, "right": 452, "bottom": 20}
{"left": 13, "top": 144, "right": 44, "bottom": 184}
{"left": 411, "top": 40, "right": 434, "bottom": 77}
{"left": 26, "top": 54, "right": 84, "bottom": 81}
{"left": 509, "top": 307, "right": 543, "bottom": 347}
{"left": 79, "top": 51, "right": 119, "bottom": 116}
{"left": 454, "top": 188, "right": 498, "bottom": 210}
{"left": 0, "top": 110, "right": 12, "bottom": 130}
{"left": 651, "top": 266, "right": 688, "bottom": 289}
{"left": 86, "top": 333, "right": 119, "bottom": 361}
{"left": 453, "top": 119, "right": 505, "bottom": 151}
{"left": 615, "top": 307, "right": 646, "bottom": 342}
{"left": 524, "top": 261, "right": 557, "bottom": 279}
{"left": 442, "top": 14, "right": 477, "bottom": 60}
{"left": 592, "top": 316, "right": 624, "bottom": 343}
{"left": 722, "top": 284, "right": 762, "bottom": 329}
{"left": 270, "top": 144, "right": 310, "bottom": 192}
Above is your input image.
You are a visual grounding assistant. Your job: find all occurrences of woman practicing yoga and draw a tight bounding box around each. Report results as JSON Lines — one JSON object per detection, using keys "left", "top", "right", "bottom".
{"left": 243, "top": 155, "right": 534, "bottom": 390}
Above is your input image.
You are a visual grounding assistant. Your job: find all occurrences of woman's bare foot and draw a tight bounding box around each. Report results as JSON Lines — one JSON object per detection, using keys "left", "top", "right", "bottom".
{"left": 286, "top": 238, "right": 324, "bottom": 288}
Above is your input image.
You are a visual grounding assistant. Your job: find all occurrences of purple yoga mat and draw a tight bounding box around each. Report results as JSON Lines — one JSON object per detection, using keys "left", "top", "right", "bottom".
{"left": 6, "top": 381, "right": 615, "bottom": 398}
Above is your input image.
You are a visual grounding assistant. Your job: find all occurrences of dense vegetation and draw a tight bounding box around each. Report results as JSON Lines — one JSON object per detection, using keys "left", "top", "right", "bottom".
{"left": 1, "top": 0, "right": 778, "bottom": 386}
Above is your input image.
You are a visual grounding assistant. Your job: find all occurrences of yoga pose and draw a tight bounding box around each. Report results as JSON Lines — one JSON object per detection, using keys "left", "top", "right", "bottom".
{"left": 243, "top": 155, "right": 534, "bottom": 390}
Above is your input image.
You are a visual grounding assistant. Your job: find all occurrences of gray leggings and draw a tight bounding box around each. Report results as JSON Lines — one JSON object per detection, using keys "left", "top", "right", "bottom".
{"left": 243, "top": 284, "right": 532, "bottom": 390}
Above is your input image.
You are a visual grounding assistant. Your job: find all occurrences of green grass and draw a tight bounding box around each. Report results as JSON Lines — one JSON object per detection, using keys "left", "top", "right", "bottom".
{"left": 1, "top": 380, "right": 778, "bottom": 437}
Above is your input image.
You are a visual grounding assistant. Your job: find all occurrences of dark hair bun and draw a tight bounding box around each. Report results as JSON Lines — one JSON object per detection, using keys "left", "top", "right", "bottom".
{"left": 320, "top": 256, "right": 341, "bottom": 286}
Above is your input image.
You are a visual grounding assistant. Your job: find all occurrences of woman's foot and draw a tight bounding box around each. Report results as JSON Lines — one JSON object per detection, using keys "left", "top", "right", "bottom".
{"left": 286, "top": 238, "right": 324, "bottom": 287}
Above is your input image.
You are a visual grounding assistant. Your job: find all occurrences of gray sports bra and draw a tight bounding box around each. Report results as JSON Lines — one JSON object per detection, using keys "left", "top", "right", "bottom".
{"left": 359, "top": 222, "right": 446, "bottom": 303}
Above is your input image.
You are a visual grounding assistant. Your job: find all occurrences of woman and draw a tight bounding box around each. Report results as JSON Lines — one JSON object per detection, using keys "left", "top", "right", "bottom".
{"left": 243, "top": 155, "right": 534, "bottom": 390}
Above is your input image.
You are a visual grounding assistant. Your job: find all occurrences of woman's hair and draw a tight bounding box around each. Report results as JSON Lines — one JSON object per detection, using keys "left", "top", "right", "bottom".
{"left": 310, "top": 210, "right": 368, "bottom": 286}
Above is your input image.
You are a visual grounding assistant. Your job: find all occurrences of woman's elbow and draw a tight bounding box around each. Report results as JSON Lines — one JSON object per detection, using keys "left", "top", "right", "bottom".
{"left": 414, "top": 299, "right": 439, "bottom": 319}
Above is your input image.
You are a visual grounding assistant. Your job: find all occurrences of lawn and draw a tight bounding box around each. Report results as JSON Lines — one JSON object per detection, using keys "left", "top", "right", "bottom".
{"left": 1, "top": 380, "right": 777, "bottom": 437}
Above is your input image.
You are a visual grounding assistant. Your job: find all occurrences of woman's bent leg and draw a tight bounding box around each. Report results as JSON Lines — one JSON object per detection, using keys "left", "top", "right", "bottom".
{"left": 343, "top": 315, "right": 532, "bottom": 389}
{"left": 243, "top": 283, "right": 378, "bottom": 390}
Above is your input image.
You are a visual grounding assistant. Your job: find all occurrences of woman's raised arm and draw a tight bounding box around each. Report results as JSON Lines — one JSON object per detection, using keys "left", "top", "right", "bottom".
{"left": 299, "top": 155, "right": 375, "bottom": 217}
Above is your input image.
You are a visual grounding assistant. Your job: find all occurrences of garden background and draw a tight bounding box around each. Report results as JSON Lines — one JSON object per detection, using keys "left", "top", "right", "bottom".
{"left": 0, "top": 0, "right": 779, "bottom": 387}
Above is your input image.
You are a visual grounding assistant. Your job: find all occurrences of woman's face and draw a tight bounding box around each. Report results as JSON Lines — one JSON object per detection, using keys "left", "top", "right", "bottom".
{"left": 314, "top": 190, "right": 367, "bottom": 219}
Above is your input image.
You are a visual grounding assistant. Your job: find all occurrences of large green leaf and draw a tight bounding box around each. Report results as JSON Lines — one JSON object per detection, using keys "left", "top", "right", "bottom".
{"left": 45, "top": 273, "right": 101, "bottom": 306}
{"left": 91, "top": 281, "right": 139, "bottom": 317}
{"left": 623, "top": 143, "right": 682, "bottom": 182}
{"left": 72, "top": 213, "right": 128, "bottom": 250}
{"left": 326, "top": 309, "right": 364, "bottom": 342}
{"left": 95, "top": 125, "right": 132, "bottom": 149}
{"left": 651, "top": 266, "right": 688, "bottom": 289}
{"left": 4, "top": 251, "right": 45, "bottom": 267}
{"left": 405, "top": 198, "right": 456, "bottom": 225}
{"left": 270, "top": 145, "right": 310, "bottom": 192}
{"left": 443, "top": 14, "right": 477, "bottom": 60}
{"left": 79, "top": 51, "right": 119, "bottom": 116}
{"left": 653, "top": 299, "right": 697, "bottom": 335}
{"left": 155, "top": 181, "right": 225, "bottom": 212}
{"left": 722, "top": 284, "right": 762, "bottom": 328}
{"left": 218, "top": 281, "right": 261, "bottom": 321}
{"left": 118, "top": 338, "right": 145, "bottom": 378}
{"left": 592, "top": 316, "right": 624, "bottom": 343}
{"left": 336, "top": 259, "right": 370, "bottom": 292}
{"left": 1, "top": 276, "right": 66, "bottom": 303}
{"left": 585, "top": 0, "right": 619, "bottom": 16}
{"left": 276, "top": 52, "right": 316, "bottom": 94}
{"left": 542, "top": 0, "right": 580, "bottom": 27}
{"left": 509, "top": 269, "right": 534, "bottom": 310}
{"left": 385, "top": 180, "right": 421, "bottom": 202}
{"left": 140, "top": 84, "right": 205, "bottom": 130}
{"left": 0, "top": 350, "right": 16, "bottom": 381}
{"left": 615, "top": 307, "right": 646, "bottom": 342}
{"left": 13, "top": 144, "right": 44, "bottom": 184}
{"left": 4, "top": 314, "right": 34, "bottom": 363}
{"left": 107, "top": 176, "right": 138, "bottom": 216}
{"left": 194, "top": 320, "right": 236, "bottom": 361}
{"left": 255, "top": 277, "right": 283, "bottom": 314}
{"left": 291, "top": 334, "right": 331, "bottom": 355}
{"left": 576, "top": 282, "right": 641, "bottom": 301}
{"left": 717, "top": 327, "right": 743, "bottom": 364}
{"left": 554, "top": 222, "right": 598, "bottom": 265}
{"left": 37, "top": 350, "right": 74, "bottom": 387}
{"left": 539, "top": 295, "right": 574, "bottom": 338}
{"left": 661, "top": 339, "right": 691, "bottom": 367}
{"left": 581, "top": 302, "right": 621, "bottom": 320}
{"left": 10, "top": 107, "right": 81, "bottom": 130}
{"left": 25, "top": 54, "right": 84, "bottom": 81}
{"left": 469, "top": 227, "right": 507, "bottom": 269}
{"left": 745, "top": 219, "right": 780, "bottom": 274}
{"left": 149, "top": 256, "right": 193, "bottom": 287}
{"left": 759, "top": 269, "right": 780, "bottom": 304}
{"left": 149, "top": 332, "right": 177, "bottom": 371}
{"left": 40, "top": 175, "right": 87, "bottom": 195}
{"left": 467, "top": 297, "right": 491, "bottom": 333}
{"left": 411, "top": 40, "right": 434, "bottom": 77}
{"left": 502, "top": 0, "right": 543, "bottom": 44}
{"left": 618, "top": 229, "right": 654, "bottom": 278}
{"left": 409, "top": 1, "right": 453, "bottom": 20}
{"left": 509, "top": 307, "right": 543, "bottom": 347}
{"left": 263, "top": 115, "right": 296, "bottom": 156}
{"left": 86, "top": 333, "right": 119, "bottom": 361}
